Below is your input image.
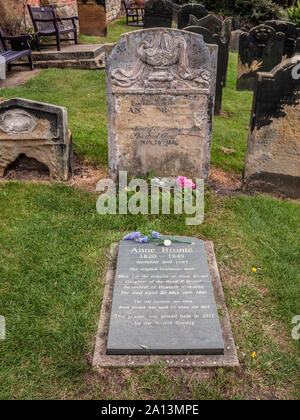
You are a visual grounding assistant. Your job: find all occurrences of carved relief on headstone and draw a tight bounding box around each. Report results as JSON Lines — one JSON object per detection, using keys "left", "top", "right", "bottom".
{"left": 177, "top": 4, "right": 208, "bottom": 30}
{"left": 185, "top": 26, "right": 226, "bottom": 115}
{"left": 106, "top": 28, "right": 218, "bottom": 178}
{"left": 237, "top": 24, "right": 285, "bottom": 91}
{"left": 265, "top": 20, "right": 298, "bottom": 58}
{"left": 143, "top": 0, "right": 173, "bottom": 29}
{"left": 243, "top": 56, "right": 300, "bottom": 199}
{"left": 0, "top": 98, "right": 72, "bottom": 180}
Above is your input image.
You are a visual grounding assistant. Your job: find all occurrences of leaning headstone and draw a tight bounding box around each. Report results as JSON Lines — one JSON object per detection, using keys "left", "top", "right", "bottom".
{"left": 244, "top": 56, "right": 300, "bottom": 199}
{"left": 107, "top": 237, "right": 225, "bottom": 355}
{"left": 106, "top": 28, "right": 218, "bottom": 178}
{"left": 265, "top": 20, "right": 298, "bottom": 58}
{"left": 177, "top": 4, "right": 208, "bottom": 30}
{"left": 143, "top": 0, "right": 173, "bottom": 29}
{"left": 237, "top": 24, "right": 285, "bottom": 91}
{"left": 0, "top": 98, "right": 72, "bottom": 180}
{"left": 185, "top": 25, "right": 226, "bottom": 115}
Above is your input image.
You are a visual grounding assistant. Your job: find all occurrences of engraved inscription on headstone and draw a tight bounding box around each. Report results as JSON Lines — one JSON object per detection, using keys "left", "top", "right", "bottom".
{"left": 106, "top": 28, "right": 217, "bottom": 178}
{"left": 107, "top": 237, "right": 225, "bottom": 355}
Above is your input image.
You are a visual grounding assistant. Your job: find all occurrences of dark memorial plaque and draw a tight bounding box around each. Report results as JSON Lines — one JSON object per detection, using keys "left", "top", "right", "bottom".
{"left": 107, "top": 237, "right": 224, "bottom": 355}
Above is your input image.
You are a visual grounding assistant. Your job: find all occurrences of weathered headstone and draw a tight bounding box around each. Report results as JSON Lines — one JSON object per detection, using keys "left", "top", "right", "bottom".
{"left": 77, "top": 0, "right": 107, "bottom": 37}
{"left": 0, "top": 98, "right": 72, "bottom": 180}
{"left": 244, "top": 56, "right": 300, "bottom": 199}
{"left": 185, "top": 25, "right": 226, "bottom": 115}
{"left": 106, "top": 28, "right": 217, "bottom": 178}
{"left": 229, "top": 29, "right": 242, "bottom": 52}
{"left": 265, "top": 20, "right": 298, "bottom": 58}
{"left": 188, "top": 14, "right": 232, "bottom": 45}
{"left": 187, "top": 14, "right": 231, "bottom": 83}
{"left": 177, "top": 4, "right": 208, "bottom": 30}
{"left": 107, "top": 237, "right": 224, "bottom": 355}
{"left": 237, "top": 24, "right": 285, "bottom": 91}
{"left": 143, "top": 0, "right": 173, "bottom": 29}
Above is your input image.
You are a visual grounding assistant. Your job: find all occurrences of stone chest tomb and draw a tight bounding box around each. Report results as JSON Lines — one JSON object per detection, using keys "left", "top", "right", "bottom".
{"left": 0, "top": 98, "right": 72, "bottom": 180}
{"left": 106, "top": 28, "right": 217, "bottom": 179}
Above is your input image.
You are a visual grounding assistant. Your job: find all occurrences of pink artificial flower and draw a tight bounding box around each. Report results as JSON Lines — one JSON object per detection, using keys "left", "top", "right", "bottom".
{"left": 176, "top": 176, "right": 195, "bottom": 190}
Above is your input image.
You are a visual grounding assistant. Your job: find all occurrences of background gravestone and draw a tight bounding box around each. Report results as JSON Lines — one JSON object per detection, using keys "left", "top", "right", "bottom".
{"left": 143, "top": 0, "right": 173, "bottom": 29}
{"left": 187, "top": 14, "right": 232, "bottom": 87}
{"left": 177, "top": 4, "right": 208, "bottom": 30}
{"left": 265, "top": 20, "right": 298, "bottom": 59}
{"left": 237, "top": 24, "right": 285, "bottom": 91}
{"left": 106, "top": 28, "right": 218, "bottom": 179}
{"left": 77, "top": 0, "right": 107, "bottom": 37}
{"left": 0, "top": 98, "right": 72, "bottom": 180}
{"left": 185, "top": 26, "right": 226, "bottom": 115}
{"left": 244, "top": 56, "right": 300, "bottom": 199}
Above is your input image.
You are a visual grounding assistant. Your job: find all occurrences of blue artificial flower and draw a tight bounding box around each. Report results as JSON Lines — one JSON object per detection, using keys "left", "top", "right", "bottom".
{"left": 123, "top": 232, "right": 142, "bottom": 240}
{"left": 151, "top": 231, "right": 161, "bottom": 239}
{"left": 136, "top": 236, "right": 149, "bottom": 243}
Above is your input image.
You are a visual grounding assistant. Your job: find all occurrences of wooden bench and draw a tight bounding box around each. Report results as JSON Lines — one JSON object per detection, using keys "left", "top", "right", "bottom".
{"left": 123, "top": 1, "right": 144, "bottom": 26}
{"left": 28, "top": 5, "right": 79, "bottom": 52}
{"left": 0, "top": 27, "right": 33, "bottom": 71}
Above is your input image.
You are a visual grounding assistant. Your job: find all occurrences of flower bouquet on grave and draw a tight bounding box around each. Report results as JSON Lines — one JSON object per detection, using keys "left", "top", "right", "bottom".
{"left": 123, "top": 231, "right": 191, "bottom": 247}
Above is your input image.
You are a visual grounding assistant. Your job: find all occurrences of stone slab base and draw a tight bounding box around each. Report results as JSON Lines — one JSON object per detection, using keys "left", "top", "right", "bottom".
{"left": 92, "top": 241, "right": 239, "bottom": 368}
{"left": 32, "top": 44, "right": 106, "bottom": 70}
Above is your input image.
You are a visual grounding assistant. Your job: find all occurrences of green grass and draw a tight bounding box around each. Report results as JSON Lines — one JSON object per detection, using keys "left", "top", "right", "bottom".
{"left": 0, "top": 184, "right": 299, "bottom": 399}
{"left": 211, "top": 53, "right": 253, "bottom": 172}
{"left": 0, "top": 36, "right": 299, "bottom": 399}
{"left": 79, "top": 17, "right": 140, "bottom": 44}
{"left": 79, "top": 17, "right": 178, "bottom": 45}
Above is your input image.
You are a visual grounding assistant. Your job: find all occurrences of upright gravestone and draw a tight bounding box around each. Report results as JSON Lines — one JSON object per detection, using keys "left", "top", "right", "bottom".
{"left": 0, "top": 98, "right": 72, "bottom": 180}
{"left": 177, "top": 4, "right": 208, "bottom": 30}
{"left": 187, "top": 15, "right": 232, "bottom": 84}
{"left": 188, "top": 14, "right": 232, "bottom": 46}
{"left": 185, "top": 25, "right": 226, "bottom": 115}
{"left": 106, "top": 28, "right": 217, "bottom": 178}
{"left": 237, "top": 24, "right": 285, "bottom": 91}
{"left": 143, "top": 0, "right": 173, "bottom": 29}
{"left": 107, "top": 237, "right": 225, "bottom": 355}
{"left": 244, "top": 56, "right": 300, "bottom": 199}
{"left": 265, "top": 20, "right": 298, "bottom": 58}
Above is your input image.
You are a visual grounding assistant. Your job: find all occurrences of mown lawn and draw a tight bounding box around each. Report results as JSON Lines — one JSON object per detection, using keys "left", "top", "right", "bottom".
{"left": 0, "top": 53, "right": 252, "bottom": 173}
{"left": 0, "top": 41, "right": 299, "bottom": 399}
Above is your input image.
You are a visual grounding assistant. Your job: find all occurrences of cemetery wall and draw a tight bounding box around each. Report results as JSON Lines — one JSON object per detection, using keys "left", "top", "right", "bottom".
{"left": 106, "top": 0, "right": 122, "bottom": 24}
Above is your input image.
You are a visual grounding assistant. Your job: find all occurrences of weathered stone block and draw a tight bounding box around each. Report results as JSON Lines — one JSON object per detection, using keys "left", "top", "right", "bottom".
{"left": 106, "top": 28, "right": 218, "bottom": 179}
{"left": 143, "top": 0, "right": 173, "bottom": 29}
{"left": 229, "top": 29, "right": 242, "bottom": 52}
{"left": 0, "top": 98, "right": 72, "bottom": 180}
{"left": 77, "top": 0, "right": 107, "bottom": 37}
{"left": 244, "top": 56, "right": 300, "bottom": 198}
